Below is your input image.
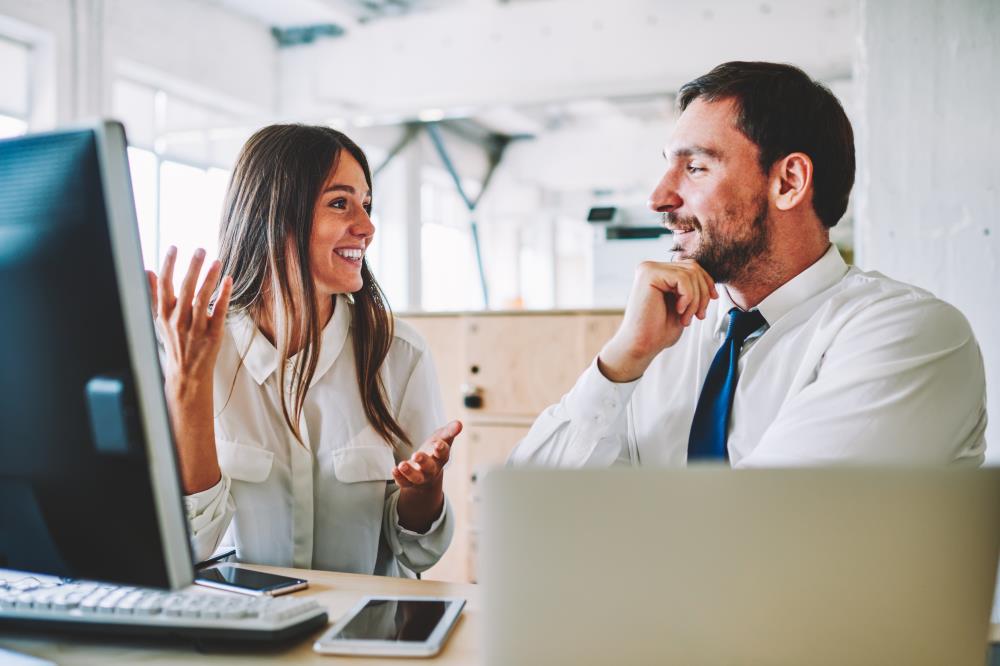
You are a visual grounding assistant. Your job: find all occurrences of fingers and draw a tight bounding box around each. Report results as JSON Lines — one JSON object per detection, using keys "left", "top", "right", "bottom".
{"left": 684, "top": 271, "right": 704, "bottom": 325}
{"left": 648, "top": 261, "right": 717, "bottom": 327}
{"left": 689, "top": 261, "right": 717, "bottom": 319}
{"left": 158, "top": 246, "right": 178, "bottom": 320}
{"left": 427, "top": 438, "right": 451, "bottom": 466}
{"left": 193, "top": 260, "right": 222, "bottom": 330}
{"left": 175, "top": 248, "right": 206, "bottom": 331}
{"left": 146, "top": 270, "right": 159, "bottom": 316}
{"left": 415, "top": 437, "right": 451, "bottom": 468}
{"left": 392, "top": 466, "right": 414, "bottom": 488}
{"left": 416, "top": 420, "right": 460, "bottom": 469}
{"left": 656, "top": 269, "right": 697, "bottom": 326}
{"left": 393, "top": 426, "right": 455, "bottom": 488}
{"left": 674, "top": 272, "right": 701, "bottom": 326}
{"left": 427, "top": 420, "right": 463, "bottom": 446}
{"left": 413, "top": 451, "right": 442, "bottom": 478}
{"left": 395, "top": 458, "right": 429, "bottom": 486}
{"left": 208, "top": 275, "right": 233, "bottom": 338}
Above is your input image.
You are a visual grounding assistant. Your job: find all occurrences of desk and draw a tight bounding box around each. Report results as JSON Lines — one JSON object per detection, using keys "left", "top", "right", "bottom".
{"left": 1, "top": 567, "right": 998, "bottom": 665}
{"left": 0, "top": 566, "right": 478, "bottom": 665}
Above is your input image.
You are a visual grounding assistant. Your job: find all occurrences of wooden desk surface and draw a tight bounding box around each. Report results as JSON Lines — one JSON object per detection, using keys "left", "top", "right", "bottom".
{"left": 0, "top": 565, "right": 480, "bottom": 665}
{"left": 1, "top": 566, "right": 997, "bottom": 664}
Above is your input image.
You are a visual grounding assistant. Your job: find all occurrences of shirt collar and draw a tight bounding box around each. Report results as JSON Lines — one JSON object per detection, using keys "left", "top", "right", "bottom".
{"left": 713, "top": 243, "right": 848, "bottom": 337}
{"left": 228, "top": 294, "right": 352, "bottom": 386}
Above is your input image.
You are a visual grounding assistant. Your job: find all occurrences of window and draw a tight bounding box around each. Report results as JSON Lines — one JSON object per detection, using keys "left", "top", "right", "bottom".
{"left": 421, "top": 169, "right": 484, "bottom": 311}
{"left": 114, "top": 80, "right": 245, "bottom": 285}
{"left": 0, "top": 36, "right": 30, "bottom": 139}
{"left": 158, "top": 161, "right": 230, "bottom": 275}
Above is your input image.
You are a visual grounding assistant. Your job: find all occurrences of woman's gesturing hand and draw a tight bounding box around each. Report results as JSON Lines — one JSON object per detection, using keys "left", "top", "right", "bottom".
{"left": 146, "top": 246, "right": 233, "bottom": 398}
{"left": 145, "top": 246, "right": 233, "bottom": 494}
{"left": 393, "top": 420, "right": 463, "bottom": 533}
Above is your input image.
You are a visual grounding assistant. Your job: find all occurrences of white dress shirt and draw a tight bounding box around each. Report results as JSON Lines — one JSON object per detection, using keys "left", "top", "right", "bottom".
{"left": 184, "top": 295, "right": 453, "bottom": 576}
{"left": 510, "top": 244, "right": 988, "bottom": 468}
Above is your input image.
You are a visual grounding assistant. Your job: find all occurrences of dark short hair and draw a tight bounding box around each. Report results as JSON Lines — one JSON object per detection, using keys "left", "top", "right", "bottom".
{"left": 678, "top": 61, "right": 855, "bottom": 228}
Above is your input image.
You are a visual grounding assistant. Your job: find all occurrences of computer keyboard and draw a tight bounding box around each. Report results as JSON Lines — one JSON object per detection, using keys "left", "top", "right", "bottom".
{"left": 0, "top": 572, "right": 328, "bottom": 643}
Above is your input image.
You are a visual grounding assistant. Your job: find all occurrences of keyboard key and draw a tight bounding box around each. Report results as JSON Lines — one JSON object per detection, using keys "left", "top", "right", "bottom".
{"left": 134, "top": 595, "right": 165, "bottom": 616}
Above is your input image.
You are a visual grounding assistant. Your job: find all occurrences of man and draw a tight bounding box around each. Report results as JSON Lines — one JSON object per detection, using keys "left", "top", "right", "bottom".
{"left": 509, "top": 61, "right": 987, "bottom": 468}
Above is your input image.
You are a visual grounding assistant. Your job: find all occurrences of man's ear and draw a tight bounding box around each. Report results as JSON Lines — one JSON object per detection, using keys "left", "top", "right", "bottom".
{"left": 770, "top": 152, "right": 813, "bottom": 212}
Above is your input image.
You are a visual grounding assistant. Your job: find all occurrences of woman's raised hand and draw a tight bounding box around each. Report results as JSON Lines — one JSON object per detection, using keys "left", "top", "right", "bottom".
{"left": 393, "top": 420, "right": 463, "bottom": 533}
{"left": 145, "top": 246, "right": 233, "bottom": 494}
{"left": 146, "top": 246, "right": 233, "bottom": 397}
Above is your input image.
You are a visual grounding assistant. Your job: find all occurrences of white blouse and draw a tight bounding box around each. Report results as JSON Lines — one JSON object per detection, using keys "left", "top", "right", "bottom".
{"left": 183, "top": 295, "right": 453, "bottom": 576}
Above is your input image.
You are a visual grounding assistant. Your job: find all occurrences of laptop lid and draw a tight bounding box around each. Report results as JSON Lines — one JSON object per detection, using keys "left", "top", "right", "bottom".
{"left": 480, "top": 467, "right": 1000, "bottom": 666}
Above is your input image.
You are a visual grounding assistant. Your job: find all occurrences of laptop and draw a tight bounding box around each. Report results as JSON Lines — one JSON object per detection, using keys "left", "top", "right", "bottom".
{"left": 479, "top": 467, "right": 1000, "bottom": 666}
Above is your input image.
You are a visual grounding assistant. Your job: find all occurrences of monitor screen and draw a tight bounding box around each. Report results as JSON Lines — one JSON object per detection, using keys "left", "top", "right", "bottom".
{"left": 0, "top": 123, "right": 192, "bottom": 589}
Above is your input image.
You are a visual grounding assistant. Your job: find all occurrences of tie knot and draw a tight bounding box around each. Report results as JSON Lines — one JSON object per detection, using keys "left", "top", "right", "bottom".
{"left": 725, "top": 307, "right": 766, "bottom": 345}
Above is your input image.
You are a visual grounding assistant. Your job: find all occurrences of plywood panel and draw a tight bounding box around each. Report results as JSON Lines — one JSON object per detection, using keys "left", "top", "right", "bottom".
{"left": 464, "top": 424, "right": 531, "bottom": 583}
{"left": 463, "top": 315, "right": 585, "bottom": 418}
{"left": 581, "top": 314, "right": 622, "bottom": 362}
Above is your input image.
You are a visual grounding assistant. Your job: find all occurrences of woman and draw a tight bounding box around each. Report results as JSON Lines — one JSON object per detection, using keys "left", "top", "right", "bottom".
{"left": 148, "top": 124, "right": 460, "bottom": 577}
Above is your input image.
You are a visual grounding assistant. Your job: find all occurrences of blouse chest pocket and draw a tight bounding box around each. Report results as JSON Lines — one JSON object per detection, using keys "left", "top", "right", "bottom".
{"left": 331, "top": 426, "right": 396, "bottom": 483}
{"left": 217, "top": 439, "right": 274, "bottom": 483}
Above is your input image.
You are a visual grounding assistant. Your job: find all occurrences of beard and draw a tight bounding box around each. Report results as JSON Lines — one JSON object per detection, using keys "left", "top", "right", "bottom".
{"left": 666, "top": 196, "right": 770, "bottom": 284}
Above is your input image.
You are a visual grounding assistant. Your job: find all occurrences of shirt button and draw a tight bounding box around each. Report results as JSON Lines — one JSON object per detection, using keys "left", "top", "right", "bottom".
{"left": 603, "top": 398, "right": 618, "bottom": 410}
{"left": 593, "top": 414, "right": 605, "bottom": 425}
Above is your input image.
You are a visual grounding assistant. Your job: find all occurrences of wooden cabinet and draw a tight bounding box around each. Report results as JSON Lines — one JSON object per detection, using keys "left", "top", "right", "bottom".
{"left": 463, "top": 315, "right": 585, "bottom": 416}
{"left": 464, "top": 423, "right": 531, "bottom": 582}
{"left": 401, "top": 310, "right": 622, "bottom": 582}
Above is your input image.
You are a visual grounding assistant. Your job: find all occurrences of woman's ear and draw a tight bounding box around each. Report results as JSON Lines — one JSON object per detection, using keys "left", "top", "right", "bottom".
{"left": 771, "top": 152, "right": 813, "bottom": 212}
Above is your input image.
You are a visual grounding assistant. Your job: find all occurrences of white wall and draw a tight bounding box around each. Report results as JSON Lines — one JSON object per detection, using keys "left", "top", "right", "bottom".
{"left": 0, "top": 0, "right": 73, "bottom": 125}
{"left": 855, "top": 0, "right": 999, "bottom": 463}
{"left": 0, "top": 0, "right": 276, "bottom": 126}
{"left": 106, "top": 0, "right": 275, "bottom": 116}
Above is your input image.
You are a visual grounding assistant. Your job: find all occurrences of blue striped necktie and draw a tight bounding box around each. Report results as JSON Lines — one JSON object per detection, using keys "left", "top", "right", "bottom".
{"left": 687, "top": 307, "right": 767, "bottom": 462}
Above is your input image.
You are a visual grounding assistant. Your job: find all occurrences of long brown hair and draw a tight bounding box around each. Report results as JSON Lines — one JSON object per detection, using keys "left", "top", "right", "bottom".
{"left": 217, "top": 124, "right": 410, "bottom": 449}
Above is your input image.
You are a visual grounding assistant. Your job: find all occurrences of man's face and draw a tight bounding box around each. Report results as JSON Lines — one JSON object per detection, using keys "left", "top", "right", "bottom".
{"left": 649, "top": 97, "right": 771, "bottom": 284}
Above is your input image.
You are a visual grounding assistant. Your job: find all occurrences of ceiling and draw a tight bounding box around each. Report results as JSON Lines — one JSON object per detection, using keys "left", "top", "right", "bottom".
{"left": 212, "top": 0, "right": 463, "bottom": 29}
{"left": 208, "top": 0, "right": 856, "bottom": 136}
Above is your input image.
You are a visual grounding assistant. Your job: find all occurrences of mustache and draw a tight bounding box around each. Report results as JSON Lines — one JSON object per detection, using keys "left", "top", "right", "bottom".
{"left": 662, "top": 212, "right": 701, "bottom": 231}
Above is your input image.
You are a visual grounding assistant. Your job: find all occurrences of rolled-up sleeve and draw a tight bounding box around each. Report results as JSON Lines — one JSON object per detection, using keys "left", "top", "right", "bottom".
{"left": 508, "top": 358, "right": 640, "bottom": 468}
{"left": 382, "top": 489, "right": 454, "bottom": 573}
{"left": 184, "top": 475, "right": 236, "bottom": 564}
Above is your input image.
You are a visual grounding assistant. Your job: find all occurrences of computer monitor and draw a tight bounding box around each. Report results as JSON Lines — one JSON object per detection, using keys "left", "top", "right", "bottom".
{"left": 0, "top": 122, "right": 193, "bottom": 589}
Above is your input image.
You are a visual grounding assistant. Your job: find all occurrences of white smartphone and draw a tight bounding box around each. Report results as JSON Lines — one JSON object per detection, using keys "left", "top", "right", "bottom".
{"left": 194, "top": 564, "right": 309, "bottom": 596}
{"left": 313, "top": 595, "right": 466, "bottom": 657}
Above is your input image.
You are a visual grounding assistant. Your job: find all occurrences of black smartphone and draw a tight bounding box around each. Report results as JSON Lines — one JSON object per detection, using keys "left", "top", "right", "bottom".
{"left": 194, "top": 565, "right": 308, "bottom": 596}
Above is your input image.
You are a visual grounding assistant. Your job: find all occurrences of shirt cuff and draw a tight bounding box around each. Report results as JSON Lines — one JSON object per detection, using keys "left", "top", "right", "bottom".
{"left": 184, "top": 477, "right": 226, "bottom": 520}
{"left": 566, "top": 357, "right": 640, "bottom": 427}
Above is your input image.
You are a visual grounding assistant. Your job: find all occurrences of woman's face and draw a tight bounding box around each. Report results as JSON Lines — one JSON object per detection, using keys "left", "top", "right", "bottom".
{"left": 309, "top": 151, "right": 374, "bottom": 296}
